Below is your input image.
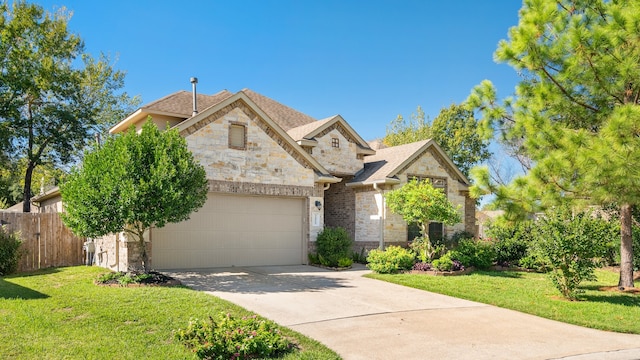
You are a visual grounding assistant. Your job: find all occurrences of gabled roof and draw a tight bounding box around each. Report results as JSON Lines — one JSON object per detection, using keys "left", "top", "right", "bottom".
{"left": 176, "top": 91, "right": 340, "bottom": 184}
{"left": 110, "top": 88, "right": 317, "bottom": 135}
{"left": 241, "top": 89, "right": 317, "bottom": 131}
{"left": 286, "top": 115, "right": 375, "bottom": 155}
{"left": 350, "top": 139, "right": 469, "bottom": 186}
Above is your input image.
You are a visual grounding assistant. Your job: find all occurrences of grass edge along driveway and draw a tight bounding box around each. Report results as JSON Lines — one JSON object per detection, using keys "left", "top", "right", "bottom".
{"left": 0, "top": 266, "right": 340, "bottom": 360}
{"left": 367, "top": 268, "right": 640, "bottom": 334}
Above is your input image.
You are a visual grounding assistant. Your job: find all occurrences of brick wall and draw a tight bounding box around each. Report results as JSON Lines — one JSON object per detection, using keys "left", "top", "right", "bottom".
{"left": 324, "top": 176, "right": 356, "bottom": 241}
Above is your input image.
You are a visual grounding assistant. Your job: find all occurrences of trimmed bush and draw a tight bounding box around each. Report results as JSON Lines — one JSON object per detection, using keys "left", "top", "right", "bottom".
{"left": 366, "top": 246, "right": 415, "bottom": 274}
{"left": 175, "top": 313, "right": 294, "bottom": 360}
{"left": 432, "top": 252, "right": 465, "bottom": 271}
{"left": 0, "top": 226, "right": 22, "bottom": 276}
{"left": 450, "top": 239, "right": 496, "bottom": 269}
{"left": 316, "top": 227, "right": 353, "bottom": 267}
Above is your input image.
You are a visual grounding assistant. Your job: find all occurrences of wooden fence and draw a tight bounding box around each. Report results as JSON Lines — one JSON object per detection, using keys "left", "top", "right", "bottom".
{"left": 0, "top": 212, "right": 85, "bottom": 273}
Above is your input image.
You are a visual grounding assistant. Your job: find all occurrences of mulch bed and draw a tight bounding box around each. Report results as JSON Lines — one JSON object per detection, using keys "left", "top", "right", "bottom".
{"left": 95, "top": 271, "right": 182, "bottom": 287}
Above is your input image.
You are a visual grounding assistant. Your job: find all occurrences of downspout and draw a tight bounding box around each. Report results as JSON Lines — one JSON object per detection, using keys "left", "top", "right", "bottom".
{"left": 373, "top": 183, "right": 385, "bottom": 250}
{"left": 323, "top": 183, "right": 331, "bottom": 191}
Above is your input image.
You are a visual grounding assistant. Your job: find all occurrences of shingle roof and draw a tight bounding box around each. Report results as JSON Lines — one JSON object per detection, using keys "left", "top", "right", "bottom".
{"left": 138, "top": 88, "right": 317, "bottom": 132}
{"left": 144, "top": 90, "right": 233, "bottom": 116}
{"left": 352, "top": 140, "right": 432, "bottom": 183}
{"left": 241, "top": 89, "right": 317, "bottom": 131}
{"left": 286, "top": 116, "right": 334, "bottom": 141}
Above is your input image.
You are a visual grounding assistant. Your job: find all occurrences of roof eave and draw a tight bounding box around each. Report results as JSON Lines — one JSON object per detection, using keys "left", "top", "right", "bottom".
{"left": 345, "top": 178, "right": 401, "bottom": 188}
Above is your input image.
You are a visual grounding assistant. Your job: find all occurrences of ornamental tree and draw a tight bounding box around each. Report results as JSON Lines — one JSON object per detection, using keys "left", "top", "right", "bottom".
{"left": 61, "top": 120, "right": 208, "bottom": 272}
{"left": 385, "top": 179, "right": 461, "bottom": 247}
{"left": 467, "top": 0, "right": 640, "bottom": 287}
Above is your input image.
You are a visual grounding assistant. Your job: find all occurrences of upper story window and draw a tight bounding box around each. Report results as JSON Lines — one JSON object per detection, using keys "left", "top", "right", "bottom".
{"left": 331, "top": 138, "right": 339, "bottom": 148}
{"left": 229, "top": 123, "right": 246, "bottom": 150}
{"left": 409, "top": 175, "right": 447, "bottom": 194}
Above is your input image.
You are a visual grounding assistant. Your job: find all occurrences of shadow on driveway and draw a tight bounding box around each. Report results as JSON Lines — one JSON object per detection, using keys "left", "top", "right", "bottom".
{"left": 166, "top": 265, "right": 356, "bottom": 294}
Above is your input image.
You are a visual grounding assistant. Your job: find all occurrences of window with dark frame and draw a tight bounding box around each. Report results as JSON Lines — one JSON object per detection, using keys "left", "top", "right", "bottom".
{"left": 331, "top": 138, "right": 339, "bottom": 148}
{"left": 229, "top": 124, "right": 246, "bottom": 149}
{"left": 407, "top": 175, "right": 447, "bottom": 242}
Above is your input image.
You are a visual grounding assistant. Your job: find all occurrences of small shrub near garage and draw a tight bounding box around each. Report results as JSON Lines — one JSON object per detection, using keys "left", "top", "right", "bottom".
{"left": 366, "top": 245, "right": 415, "bottom": 274}
{"left": 315, "top": 226, "right": 353, "bottom": 267}
{"left": 0, "top": 226, "right": 22, "bottom": 276}
{"left": 175, "top": 313, "right": 295, "bottom": 360}
{"left": 431, "top": 252, "right": 465, "bottom": 272}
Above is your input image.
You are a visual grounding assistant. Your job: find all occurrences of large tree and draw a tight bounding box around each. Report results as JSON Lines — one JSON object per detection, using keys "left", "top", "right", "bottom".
{"left": 384, "top": 103, "right": 491, "bottom": 177}
{"left": 0, "top": 1, "right": 136, "bottom": 212}
{"left": 61, "top": 121, "right": 209, "bottom": 272}
{"left": 467, "top": 0, "right": 640, "bottom": 287}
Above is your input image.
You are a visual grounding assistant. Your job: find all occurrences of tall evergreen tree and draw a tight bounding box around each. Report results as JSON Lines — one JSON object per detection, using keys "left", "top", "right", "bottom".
{"left": 467, "top": 0, "right": 640, "bottom": 287}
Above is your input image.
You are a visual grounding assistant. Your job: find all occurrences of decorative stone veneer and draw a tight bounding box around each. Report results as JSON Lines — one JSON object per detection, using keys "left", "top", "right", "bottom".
{"left": 312, "top": 127, "right": 363, "bottom": 175}
{"left": 93, "top": 232, "right": 151, "bottom": 272}
{"left": 353, "top": 146, "right": 471, "bottom": 248}
{"left": 186, "top": 106, "right": 315, "bottom": 187}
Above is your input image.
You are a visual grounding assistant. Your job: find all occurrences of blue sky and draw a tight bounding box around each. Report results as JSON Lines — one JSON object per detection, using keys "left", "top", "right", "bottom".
{"left": 38, "top": 0, "right": 523, "bottom": 141}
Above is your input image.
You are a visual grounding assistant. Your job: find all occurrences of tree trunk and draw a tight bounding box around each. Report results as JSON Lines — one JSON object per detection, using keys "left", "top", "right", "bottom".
{"left": 22, "top": 163, "right": 34, "bottom": 213}
{"left": 618, "top": 204, "right": 634, "bottom": 288}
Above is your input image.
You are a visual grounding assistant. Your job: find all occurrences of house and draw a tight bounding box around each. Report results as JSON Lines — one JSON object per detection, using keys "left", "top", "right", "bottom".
{"left": 28, "top": 87, "right": 476, "bottom": 271}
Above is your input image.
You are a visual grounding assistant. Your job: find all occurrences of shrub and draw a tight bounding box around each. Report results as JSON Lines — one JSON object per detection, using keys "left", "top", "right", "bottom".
{"left": 351, "top": 248, "right": 368, "bottom": 264}
{"left": 316, "top": 227, "right": 353, "bottom": 267}
{"left": 486, "top": 220, "right": 535, "bottom": 266}
{"left": 337, "top": 257, "right": 353, "bottom": 268}
{"left": 175, "top": 313, "right": 294, "bottom": 360}
{"left": 366, "top": 246, "right": 415, "bottom": 274}
{"left": 432, "top": 252, "right": 465, "bottom": 271}
{"left": 409, "top": 236, "right": 445, "bottom": 262}
{"left": 447, "top": 230, "right": 475, "bottom": 248}
{"left": 534, "top": 206, "right": 616, "bottom": 300}
{"left": 450, "top": 239, "right": 496, "bottom": 269}
{"left": 0, "top": 226, "right": 22, "bottom": 276}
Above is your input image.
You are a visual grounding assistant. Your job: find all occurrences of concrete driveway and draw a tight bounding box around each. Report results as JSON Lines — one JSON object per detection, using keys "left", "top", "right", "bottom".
{"left": 168, "top": 265, "right": 640, "bottom": 360}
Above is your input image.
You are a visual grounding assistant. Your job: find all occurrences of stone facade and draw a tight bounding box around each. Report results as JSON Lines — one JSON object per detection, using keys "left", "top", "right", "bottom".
{"left": 352, "top": 147, "right": 470, "bottom": 250}
{"left": 186, "top": 107, "right": 315, "bottom": 187}
{"left": 311, "top": 127, "right": 363, "bottom": 175}
{"left": 93, "top": 232, "right": 151, "bottom": 272}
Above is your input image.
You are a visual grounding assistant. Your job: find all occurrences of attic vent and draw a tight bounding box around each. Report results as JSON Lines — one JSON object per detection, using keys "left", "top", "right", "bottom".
{"left": 190, "top": 77, "right": 198, "bottom": 116}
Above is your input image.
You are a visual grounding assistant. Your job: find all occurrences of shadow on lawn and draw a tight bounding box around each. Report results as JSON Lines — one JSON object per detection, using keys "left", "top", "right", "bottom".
{"left": 0, "top": 277, "right": 49, "bottom": 300}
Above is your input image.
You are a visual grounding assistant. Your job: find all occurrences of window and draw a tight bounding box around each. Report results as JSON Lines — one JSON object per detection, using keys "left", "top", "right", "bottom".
{"left": 331, "top": 138, "right": 340, "bottom": 148}
{"left": 229, "top": 124, "right": 246, "bottom": 149}
{"left": 406, "top": 175, "right": 447, "bottom": 242}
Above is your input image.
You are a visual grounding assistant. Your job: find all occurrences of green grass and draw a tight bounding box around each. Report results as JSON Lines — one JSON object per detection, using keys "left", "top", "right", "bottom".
{"left": 0, "top": 266, "right": 340, "bottom": 359}
{"left": 367, "top": 269, "right": 640, "bottom": 334}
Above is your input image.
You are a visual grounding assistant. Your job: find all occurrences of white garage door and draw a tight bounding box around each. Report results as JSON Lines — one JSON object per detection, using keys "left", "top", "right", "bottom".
{"left": 152, "top": 193, "right": 305, "bottom": 269}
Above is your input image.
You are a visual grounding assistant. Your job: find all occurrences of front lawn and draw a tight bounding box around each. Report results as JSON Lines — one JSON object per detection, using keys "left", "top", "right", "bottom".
{"left": 0, "top": 266, "right": 340, "bottom": 359}
{"left": 367, "top": 269, "right": 640, "bottom": 334}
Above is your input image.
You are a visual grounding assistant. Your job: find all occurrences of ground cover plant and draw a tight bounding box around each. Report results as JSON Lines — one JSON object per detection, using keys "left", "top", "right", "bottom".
{"left": 367, "top": 269, "right": 640, "bottom": 334}
{"left": 0, "top": 266, "right": 340, "bottom": 359}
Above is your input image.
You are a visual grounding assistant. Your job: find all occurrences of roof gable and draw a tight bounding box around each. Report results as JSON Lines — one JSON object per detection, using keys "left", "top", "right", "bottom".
{"left": 176, "top": 92, "right": 338, "bottom": 183}
{"left": 351, "top": 139, "right": 469, "bottom": 185}
{"left": 287, "top": 115, "right": 374, "bottom": 153}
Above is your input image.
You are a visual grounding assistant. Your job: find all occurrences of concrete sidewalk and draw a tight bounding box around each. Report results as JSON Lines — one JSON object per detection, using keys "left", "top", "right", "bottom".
{"left": 168, "top": 265, "right": 640, "bottom": 360}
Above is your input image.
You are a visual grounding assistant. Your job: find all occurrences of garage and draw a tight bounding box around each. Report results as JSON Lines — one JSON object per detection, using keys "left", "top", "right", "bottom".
{"left": 151, "top": 193, "right": 306, "bottom": 269}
